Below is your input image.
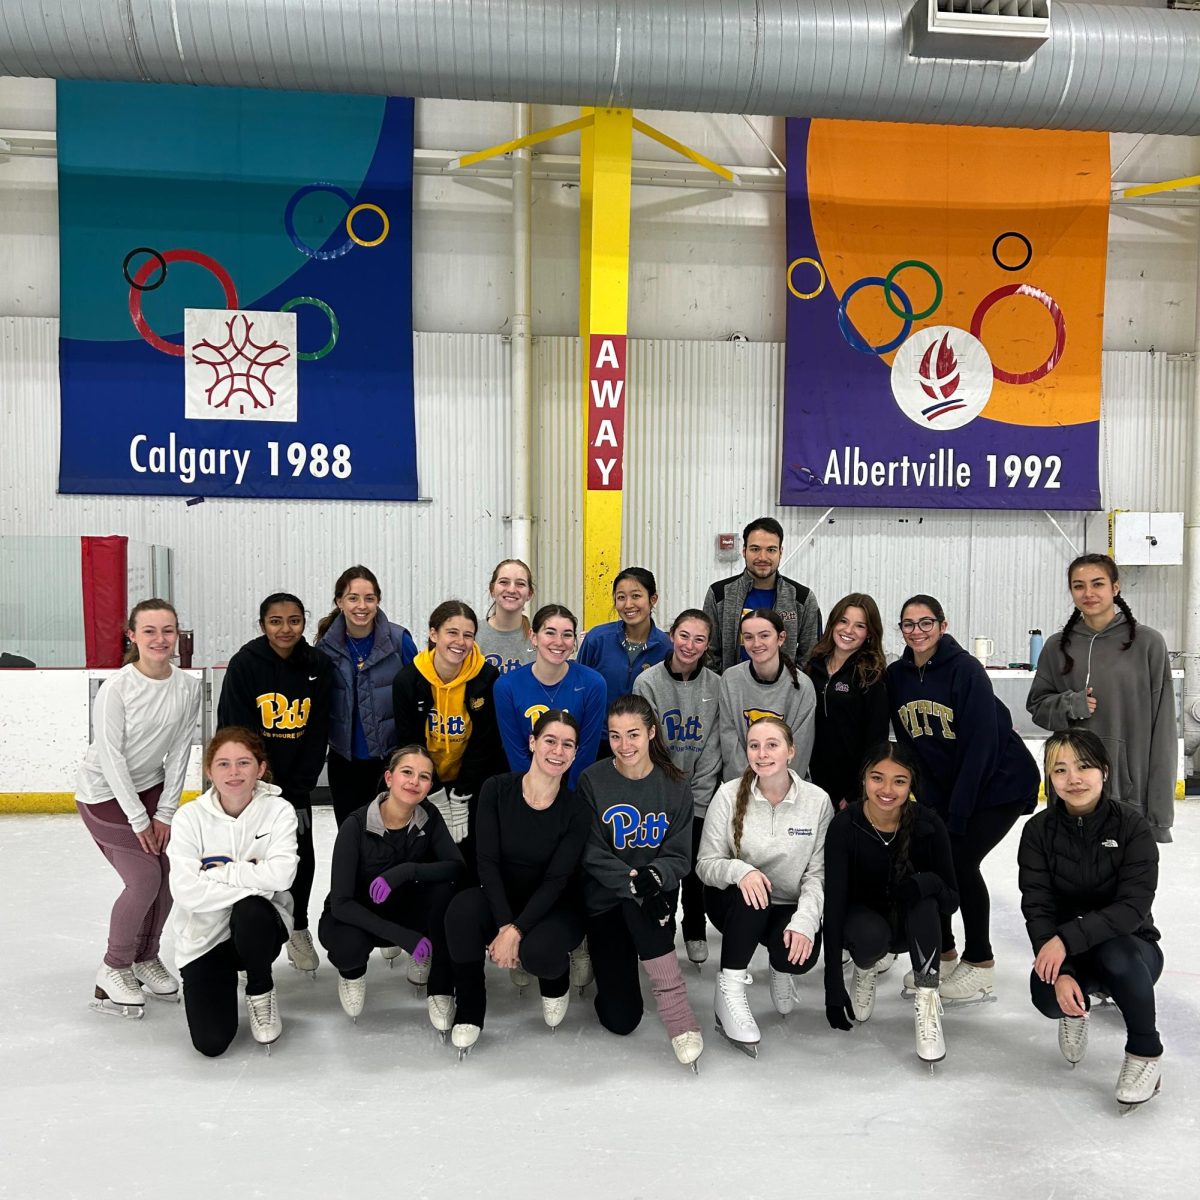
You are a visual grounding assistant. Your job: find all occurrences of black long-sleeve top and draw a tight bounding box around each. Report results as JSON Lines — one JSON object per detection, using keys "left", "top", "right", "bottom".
{"left": 323, "top": 795, "right": 463, "bottom": 952}
{"left": 1017, "top": 797, "right": 1159, "bottom": 964}
{"left": 822, "top": 802, "right": 959, "bottom": 1007}
{"left": 475, "top": 772, "right": 589, "bottom": 933}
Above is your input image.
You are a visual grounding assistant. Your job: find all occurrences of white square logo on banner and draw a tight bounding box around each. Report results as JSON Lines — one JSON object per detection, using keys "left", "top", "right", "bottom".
{"left": 184, "top": 308, "right": 298, "bottom": 422}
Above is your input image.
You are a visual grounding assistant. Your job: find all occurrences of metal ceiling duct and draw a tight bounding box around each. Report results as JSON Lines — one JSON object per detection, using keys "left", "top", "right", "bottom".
{"left": 0, "top": 1, "right": 1197, "bottom": 135}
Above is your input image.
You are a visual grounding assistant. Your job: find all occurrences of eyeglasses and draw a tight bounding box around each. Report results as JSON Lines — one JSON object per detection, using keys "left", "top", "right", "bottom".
{"left": 899, "top": 617, "right": 938, "bottom": 633}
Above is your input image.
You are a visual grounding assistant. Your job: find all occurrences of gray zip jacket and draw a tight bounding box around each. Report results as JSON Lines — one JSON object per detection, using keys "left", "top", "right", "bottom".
{"left": 633, "top": 661, "right": 723, "bottom": 816}
{"left": 1027, "top": 612, "right": 1176, "bottom": 842}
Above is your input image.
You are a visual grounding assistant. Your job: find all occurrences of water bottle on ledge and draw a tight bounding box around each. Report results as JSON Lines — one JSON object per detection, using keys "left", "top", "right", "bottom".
{"left": 1029, "top": 628, "right": 1044, "bottom": 670}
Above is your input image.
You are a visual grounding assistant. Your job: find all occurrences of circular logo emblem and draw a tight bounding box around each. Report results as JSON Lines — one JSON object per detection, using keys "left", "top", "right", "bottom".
{"left": 890, "top": 325, "right": 993, "bottom": 430}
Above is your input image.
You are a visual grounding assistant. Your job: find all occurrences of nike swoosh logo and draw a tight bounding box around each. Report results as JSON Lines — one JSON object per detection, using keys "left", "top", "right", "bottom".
{"left": 701, "top": 698, "right": 713, "bottom": 703}
{"left": 254, "top": 832, "right": 269, "bottom": 840}
{"left": 308, "top": 675, "right": 318, "bottom": 681}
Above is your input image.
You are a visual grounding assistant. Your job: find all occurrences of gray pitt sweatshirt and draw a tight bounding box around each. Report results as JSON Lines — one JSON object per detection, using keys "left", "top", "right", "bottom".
{"left": 718, "top": 661, "right": 816, "bottom": 782}
{"left": 633, "top": 661, "right": 722, "bottom": 816}
{"left": 1027, "top": 612, "right": 1176, "bottom": 842}
{"left": 579, "top": 760, "right": 693, "bottom": 916}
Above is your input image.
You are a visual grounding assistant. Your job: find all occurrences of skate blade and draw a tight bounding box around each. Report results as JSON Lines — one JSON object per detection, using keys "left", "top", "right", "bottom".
{"left": 143, "top": 990, "right": 181, "bottom": 1003}
{"left": 89, "top": 997, "right": 145, "bottom": 1019}
{"left": 920, "top": 1052, "right": 946, "bottom": 1070}
{"left": 287, "top": 960, "right": 318, "bottom": 979}
{"left": 940, "top": 992, "right": 997, "bottom": 1008}
{"left": 689, "top": 1060, "right": 700, "bottom": 1075}
{"left": 1119, "top": 1078, "right": 1162, "bottom": 1113}
{"left": 714, "top": 1018, "right": 760, "bottom": 1059}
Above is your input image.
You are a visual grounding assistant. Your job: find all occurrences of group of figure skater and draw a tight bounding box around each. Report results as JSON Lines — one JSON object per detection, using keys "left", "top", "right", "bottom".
{"left": 74, "top": 517, "right": 1174, "bottom": 1108}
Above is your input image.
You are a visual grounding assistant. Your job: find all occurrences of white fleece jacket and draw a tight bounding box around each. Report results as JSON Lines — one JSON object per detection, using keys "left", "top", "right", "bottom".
{"left": 167, "top": 782, "right": 299, "bottom": 969}
{"left": 696, "top": 769, "right": 831, "bottom": 939}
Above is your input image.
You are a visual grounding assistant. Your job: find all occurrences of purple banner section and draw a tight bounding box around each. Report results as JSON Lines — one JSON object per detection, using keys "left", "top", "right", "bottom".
{"left": 781, "top": 120, "right": 1100, "bottom": 511}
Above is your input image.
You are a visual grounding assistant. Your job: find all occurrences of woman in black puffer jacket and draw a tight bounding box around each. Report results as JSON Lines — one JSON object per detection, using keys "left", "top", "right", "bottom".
{"left": 1017, "top": 729, "right": 1163, "bottom": 1110}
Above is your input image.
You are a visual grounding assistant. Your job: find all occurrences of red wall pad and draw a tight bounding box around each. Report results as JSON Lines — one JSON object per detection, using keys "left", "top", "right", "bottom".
{"left": 81, "top": 536, "right": 128, "bottom": 668}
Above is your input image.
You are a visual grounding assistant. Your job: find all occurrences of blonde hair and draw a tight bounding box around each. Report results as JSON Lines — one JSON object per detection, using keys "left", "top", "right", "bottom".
{"left": 486, "top": 558, "right": 534, "bottom": 637}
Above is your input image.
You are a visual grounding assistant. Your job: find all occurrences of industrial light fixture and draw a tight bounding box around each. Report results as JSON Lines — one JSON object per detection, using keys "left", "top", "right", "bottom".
{"left": 908, "top": 0, "right": 1052, "bottom": 61}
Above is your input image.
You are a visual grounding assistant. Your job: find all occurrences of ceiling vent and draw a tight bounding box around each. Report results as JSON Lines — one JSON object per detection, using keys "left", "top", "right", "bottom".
{"left": 908, "top": 0, "right": 1052, "bottom": 62}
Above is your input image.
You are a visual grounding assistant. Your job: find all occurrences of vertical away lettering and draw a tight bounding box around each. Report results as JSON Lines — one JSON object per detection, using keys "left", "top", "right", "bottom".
{"left": 587, "top": 335, "right": 626, "bottom": 490}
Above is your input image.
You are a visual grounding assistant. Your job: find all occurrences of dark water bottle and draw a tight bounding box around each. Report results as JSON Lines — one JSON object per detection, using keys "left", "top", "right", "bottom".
{"left": 178, "top": 629, "right": 195, "bottom": 669}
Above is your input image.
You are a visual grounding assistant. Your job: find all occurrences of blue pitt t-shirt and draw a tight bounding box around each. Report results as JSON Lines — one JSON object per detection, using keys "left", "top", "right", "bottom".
{"left": 738, "top": 587, "right": 777, "bottom": 661}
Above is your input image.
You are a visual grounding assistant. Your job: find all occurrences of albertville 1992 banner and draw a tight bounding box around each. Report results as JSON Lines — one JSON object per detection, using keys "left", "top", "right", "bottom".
{"left": 781, "top": 118, "right": 1108, "bottom": 510}
{"left": 57, "top": 83, "right": 416, "bottom": 501}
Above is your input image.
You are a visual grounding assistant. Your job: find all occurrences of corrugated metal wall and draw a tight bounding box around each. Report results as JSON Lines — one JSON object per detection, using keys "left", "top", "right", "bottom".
{"left": 2, "top": 318, "right": 1193, "bottom": 669}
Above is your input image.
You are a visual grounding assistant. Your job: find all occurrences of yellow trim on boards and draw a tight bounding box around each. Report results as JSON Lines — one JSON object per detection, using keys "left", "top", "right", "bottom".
{"left": 0, "top": 791, "right": 202, "bottom": 814}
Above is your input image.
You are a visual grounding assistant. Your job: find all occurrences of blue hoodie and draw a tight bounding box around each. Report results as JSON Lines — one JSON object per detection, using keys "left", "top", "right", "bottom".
{"left": 578, "top": 621, "right": 671, "bottom": 743}
{"left": 886, "top": 633, "right": 1038, "bottom": 836}
{"left": 493, "top": 661, "right": 608, "bottom": 790}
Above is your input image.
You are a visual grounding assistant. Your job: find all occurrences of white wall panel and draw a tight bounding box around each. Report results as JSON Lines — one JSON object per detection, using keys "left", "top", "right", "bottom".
{"left": 0, "top": 319, "right": 512, "bottom": 664}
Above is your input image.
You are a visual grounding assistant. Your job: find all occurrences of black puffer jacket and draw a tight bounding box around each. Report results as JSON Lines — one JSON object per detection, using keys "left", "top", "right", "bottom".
{"left": 1017, "top": 797, "right": 1159, "bottom": 960}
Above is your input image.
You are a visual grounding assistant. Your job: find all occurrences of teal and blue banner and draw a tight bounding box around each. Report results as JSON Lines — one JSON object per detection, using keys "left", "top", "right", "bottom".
{"left": 57, "top": 82, "right": 416, "bottom": 500}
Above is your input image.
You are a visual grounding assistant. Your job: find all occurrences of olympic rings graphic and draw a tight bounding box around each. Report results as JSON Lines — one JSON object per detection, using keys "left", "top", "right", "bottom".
{"left": 284, "top": 183, "right": 357, "bottom": 261}
{"left": 346, "top": 203, "right": 390, "bottom": 248}
{"left": 280, "top": 296, "right": 340, "bottom": 361}
{"left": 838, "top": 277, "right": 913, "bottom": 355}
{"left": 787, "top": 257, "right": 826, "bottom": 301}
{"left": 970, "top": 283, "right": 1066, "bottom": 385}
{"left": 992, "top": 232, "right": 1032, "bottom": 273}
{"left": 122, "top": 247, "right": 168, "bottom": 292}
{"left": 884, "top": 260, "right": 942, "bottom": 321}
{"left": 128, "top": 248, "right": 239, "bottom": 357}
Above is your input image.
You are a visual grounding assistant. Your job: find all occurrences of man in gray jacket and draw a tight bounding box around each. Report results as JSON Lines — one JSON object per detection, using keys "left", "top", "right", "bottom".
{"left": 702, "top": 517, "right": 821, "bottom": 672}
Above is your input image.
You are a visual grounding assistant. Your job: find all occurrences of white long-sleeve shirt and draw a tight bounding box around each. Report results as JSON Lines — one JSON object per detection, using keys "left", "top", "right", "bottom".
{"left": 696, "top": 769, "right": 832, "bottom": 939}
{"left": 74, "top": 663, "right": 203, "bottom": 831}
{"left": 167, "top": 781, "right": 299, "bottom": 969}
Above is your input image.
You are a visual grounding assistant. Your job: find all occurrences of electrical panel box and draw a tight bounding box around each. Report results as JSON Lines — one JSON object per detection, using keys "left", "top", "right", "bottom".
{"left": 1085, "top": 510, "right": 1184, "bottom": 566}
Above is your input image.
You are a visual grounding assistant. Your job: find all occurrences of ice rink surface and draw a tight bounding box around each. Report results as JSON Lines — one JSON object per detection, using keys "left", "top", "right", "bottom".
{"left": 3, "top": 805, "right": 1198, "bottom": 1200}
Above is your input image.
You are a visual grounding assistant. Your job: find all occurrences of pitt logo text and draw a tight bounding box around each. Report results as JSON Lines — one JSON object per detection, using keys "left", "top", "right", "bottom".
{"left": 603, "top": 804, "right": 669, "bottom": 850}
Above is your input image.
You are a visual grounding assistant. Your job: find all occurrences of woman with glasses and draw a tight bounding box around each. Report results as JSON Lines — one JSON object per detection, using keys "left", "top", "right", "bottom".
{"left": 886, "top": 595, "right": 1038, "bottom": 1006}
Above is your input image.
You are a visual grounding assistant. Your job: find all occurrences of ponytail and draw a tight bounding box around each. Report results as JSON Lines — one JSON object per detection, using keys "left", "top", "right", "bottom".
{"left": 606, "top": 694, "right": 683, "bottom": 782}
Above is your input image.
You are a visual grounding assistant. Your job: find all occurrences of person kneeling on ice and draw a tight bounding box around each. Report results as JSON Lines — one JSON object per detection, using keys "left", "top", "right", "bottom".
{"left": 695, "top": 717, "right": 830, "bottom": 1057}
{"left": 1018, "top": 730, "right": 1165, "bottom": 1111}
{"left": 318, "top": 745, "right": 463, "bottom": 1035}
{"left": 442, "top": 711, "right": 590, "bottom": 1059}
{"left": 822, "top": 744, "right": 959, "bottom": 1069}
{"left": 579, "top": 695, "right": 704, "bottom": 1071}
{"left": 167, "top": 728, "right": 299, "bottom": 1056}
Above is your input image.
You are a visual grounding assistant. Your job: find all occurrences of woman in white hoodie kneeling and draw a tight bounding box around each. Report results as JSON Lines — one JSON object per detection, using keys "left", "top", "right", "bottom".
{"left": 167, "top": 728, "right": 299, "bottom": 1056}
{"left": 696, "top": 716, "right": 831, "bottom": 1057}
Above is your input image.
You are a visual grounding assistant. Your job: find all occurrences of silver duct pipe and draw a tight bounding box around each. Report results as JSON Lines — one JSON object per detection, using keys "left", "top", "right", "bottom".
{"left": 0, "top": 2, "right": 1198, "bottom": 135}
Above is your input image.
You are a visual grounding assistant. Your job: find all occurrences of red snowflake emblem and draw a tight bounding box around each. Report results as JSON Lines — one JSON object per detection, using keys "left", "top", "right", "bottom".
{"left": 190, "top": 315, "right": 292, "bottom": 415}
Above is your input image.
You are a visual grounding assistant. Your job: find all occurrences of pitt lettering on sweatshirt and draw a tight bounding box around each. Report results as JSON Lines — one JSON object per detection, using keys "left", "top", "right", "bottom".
{"left": 256, "top": 692, "right": 312, "bottom": 731}
{"left": 603, "top": 804, "right": 669, "bottom": 850}
{"left": 898, "top": 699, "right": 956, "bottom": 739}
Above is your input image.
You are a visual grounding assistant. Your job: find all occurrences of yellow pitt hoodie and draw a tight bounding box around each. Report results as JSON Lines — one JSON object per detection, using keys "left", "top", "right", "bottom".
{"left": 415, "top": 643, "right": 486, "bottom": 783}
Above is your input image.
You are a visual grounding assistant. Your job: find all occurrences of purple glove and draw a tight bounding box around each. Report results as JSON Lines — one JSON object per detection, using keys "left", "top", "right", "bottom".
{"left": 411, "top": 937, "right": 432, "bottom": 966}
{"left": 369, "top": 876, "right": 392, "bottom": 905}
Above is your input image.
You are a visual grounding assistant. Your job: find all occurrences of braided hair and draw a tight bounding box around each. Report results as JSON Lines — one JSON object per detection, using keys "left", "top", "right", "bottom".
{"left": 858, "top": 742, "right": 921, "bottom": 885}
{"left": 1060, "top": 554, "right": 1137, "bottom": 672}
{"left": 738, "top": 608, "right": 801, "bottom": 689}
{"left": 732, "top": 717, "right": 795, "bottom": 858}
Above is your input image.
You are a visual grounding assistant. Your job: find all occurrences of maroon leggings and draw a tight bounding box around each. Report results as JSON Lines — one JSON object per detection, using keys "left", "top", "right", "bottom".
{"left": 78, "top": 785, "right": 172, "bottom": 967}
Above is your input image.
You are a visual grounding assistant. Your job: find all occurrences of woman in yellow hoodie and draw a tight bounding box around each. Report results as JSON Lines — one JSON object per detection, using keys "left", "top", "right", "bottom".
{"left": 392, "top": 601, "right": 506, "bottom": 877}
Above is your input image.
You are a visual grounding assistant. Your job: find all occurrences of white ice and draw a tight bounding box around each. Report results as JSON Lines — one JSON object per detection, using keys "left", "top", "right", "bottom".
{"left": 3, "top": 805, "right": 1199, "bottom": 1200}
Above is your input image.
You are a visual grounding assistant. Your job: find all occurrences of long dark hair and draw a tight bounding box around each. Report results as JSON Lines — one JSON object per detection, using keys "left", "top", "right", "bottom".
{"left": 733, "top": 717, "right": 794, "bottom": 857}
{"left": 316, "top": 566, "right": 381, "bottom": 641}
{"left": 859, "top": 742, "right": 921, "bottom": 885}
{"left": 738, "top": 608, "right": 800, "bottom": 689}
{"left": 805, "top": 592, "right": 886, "bottom": 687}
{"left": 258, "top": 592, "right": 312, "bottom": 663}
{"left": 605, "top": 694, "right": 682, "bottom": 781}
{"left": 1060, "top": 554, "right": 1137, "bottom": 673}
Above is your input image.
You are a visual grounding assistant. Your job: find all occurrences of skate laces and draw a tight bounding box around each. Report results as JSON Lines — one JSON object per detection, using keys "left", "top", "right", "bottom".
{"left": 915, "top": 988, "right": 942, "bottom": 1038}
{"left": 721, "top": 971, "right": 755, "bottom": 1023}
{"left": 1119, "top": 1056, "right": 1158, "bottom": 1090}
{"left": 136, "top": 958, "right": 173, "bottom": 988}
{"left": 853, "top": 966, "right": 877, "bottom": 1004}
{"left": 247, "top": 990, "right": 277, "bottom": 1027}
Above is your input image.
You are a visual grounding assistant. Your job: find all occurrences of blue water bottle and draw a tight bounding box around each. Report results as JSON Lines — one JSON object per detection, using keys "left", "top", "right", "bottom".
{"left": 1029, "top": 628, "right": 1044, "bottom": 670}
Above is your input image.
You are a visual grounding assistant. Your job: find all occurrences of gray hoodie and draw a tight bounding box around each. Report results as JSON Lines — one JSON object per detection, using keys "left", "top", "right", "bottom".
{"left": 718, "top": 661, "right": 816, "bottom": 782}
{"left": 633, "top": 661, "right": 723, "bottom": 816}
{"left": 1027, "top": 612, "right": 1176, "bottom": 842}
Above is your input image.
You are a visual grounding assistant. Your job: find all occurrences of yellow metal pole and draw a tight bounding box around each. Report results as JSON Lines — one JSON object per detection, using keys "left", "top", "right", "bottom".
{"left": 580, "top": 108, "right": 633, "bottom": 630}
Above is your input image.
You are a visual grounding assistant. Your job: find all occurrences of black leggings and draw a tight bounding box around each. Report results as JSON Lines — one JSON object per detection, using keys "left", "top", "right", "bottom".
{"left": 679, "top": 817, "right": 707, "bottom": 943}
{"left": 317, "top": 880, "right": 456, "bottom": 994}
{"left": 586, "top": 897, "right": 677, "bottom": 1036}
{"left": 704, "top": 885, "right": 822, "bottom": 975}
{"left": 179, "top": 896, "right": 287, "bottom": 1058}
{"left": 443, "top": 887, "right": 585, "bottom": 1027}
{"left": 944, "top": 798, "right": 1030, "bottom": 963}
{"left": 1030, "top": 935, "right": 1164, "bottom": 1058}
{"left": 289, "top": 801, "right": 315, "bottom": 931}
{"left": 842, "top": 896, "right": 943, "bottom": 979}
{"left": 327, "top": 751, "right": 385, "bottom": 828}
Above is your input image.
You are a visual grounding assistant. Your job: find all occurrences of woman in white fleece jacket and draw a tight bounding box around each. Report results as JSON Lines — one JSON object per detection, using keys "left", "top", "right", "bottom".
{"left": 167, "top": 728, "right": 299, "bottom": 1056}
{"left": 697, "top": 716, "right": 831, "bottom": 1056}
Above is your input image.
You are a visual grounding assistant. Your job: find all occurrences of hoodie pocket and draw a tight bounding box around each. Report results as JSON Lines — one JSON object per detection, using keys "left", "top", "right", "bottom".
{"left": 1103, "top": 737, "right": 1135, "bottom": 804}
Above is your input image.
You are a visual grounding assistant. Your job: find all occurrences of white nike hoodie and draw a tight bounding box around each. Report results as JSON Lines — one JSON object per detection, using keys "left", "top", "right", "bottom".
{"left": 167, "top": 781, "right": 299, "bottom": 969}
